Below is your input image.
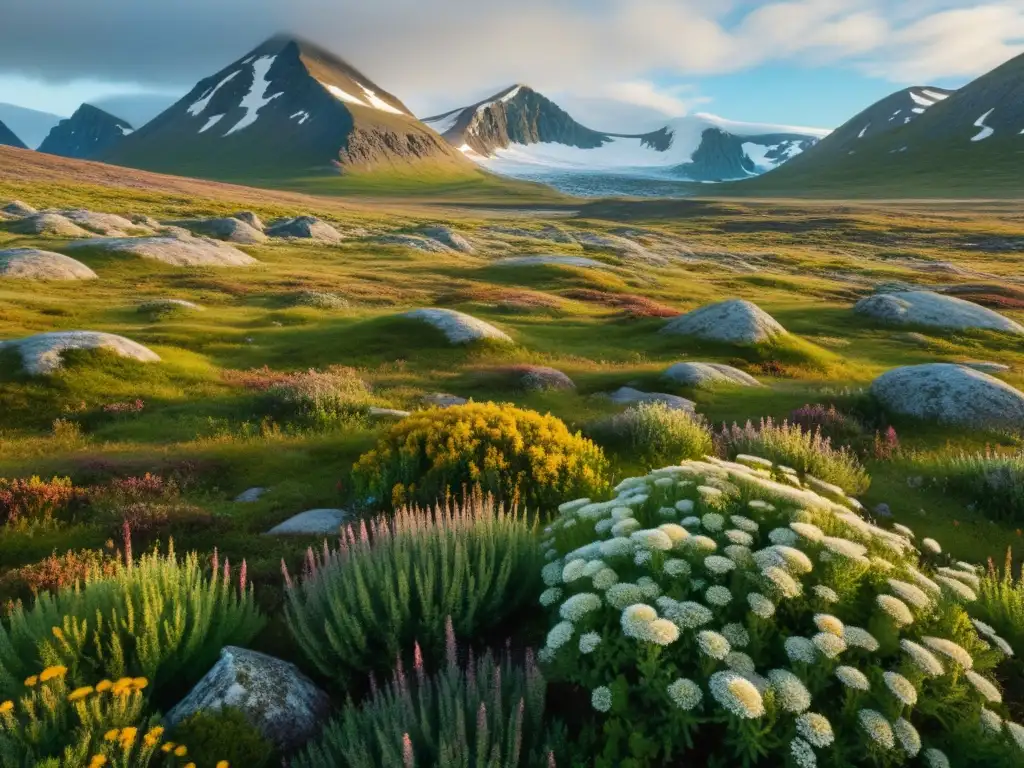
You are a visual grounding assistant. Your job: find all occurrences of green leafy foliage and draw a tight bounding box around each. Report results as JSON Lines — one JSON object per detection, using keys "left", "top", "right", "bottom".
{"left": 171, "top": 707, "right": 272, "bottom": 768}
{"left": 587, "top": 403, "right": 713, "bottom": 470}
{"left": 0, "top": 545, "right": 265, "bottom": 700}
{"left": 351, "top": 403, "right": 610, "bottom": 512}
{"left": 913, "top": 449, "right": 1024, "bottom": 524}
{"left": 538, "top": 458, "right": 1022, "bottom": 767}
{"left": 285, "top": 493, "right": 543, "bottom": 681}
{"left": 714, "top": 417, "right": 870, "bottom": 494}
{"left": 293, "top": 621, "right": 549, "bottom": 768}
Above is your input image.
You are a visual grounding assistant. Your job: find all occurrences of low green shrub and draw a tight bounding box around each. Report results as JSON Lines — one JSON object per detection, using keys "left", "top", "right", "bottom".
{"left": 285, "top": 493, "right": 542, "bottom": 681}
{"left": 171, "top": 707, "right": 272, "bottom": 768}
{"left": 538, "top": 458, "right": 1021, "bottom": 767}
{"left": 587, "top": 403, "right": 713, "bottom": 470}
{"left": 714, "top": 417, "right": 870, "bottom": 494}
{"left": 266, "top": 366, "right": 380, "bottom": 427}
{"left": 293, "top": 621, "right": 549, "bottom": 768}
{"left": 912, "top": 449, "right": 1024, "bottom": 524}
{"left": 0, "top": 544, "right": 264, "bottom": 700}
{"left": 351, "top": 402, "right": 610, "bottom": 511}
{"left": 974, "top": 549, "right": 1024, "bottom": 652}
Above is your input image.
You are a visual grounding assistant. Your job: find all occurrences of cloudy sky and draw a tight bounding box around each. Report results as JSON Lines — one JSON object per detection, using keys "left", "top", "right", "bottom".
{"left": 1, "top": 0, "right": 1022, "bottom": 131}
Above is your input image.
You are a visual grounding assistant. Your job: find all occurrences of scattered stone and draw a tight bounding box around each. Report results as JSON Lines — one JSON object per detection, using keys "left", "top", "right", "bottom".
{"left": 0, "top": 331, "right": 160, "bottom": 375}
{"left": 164, "top": 646, "right": 330, "bottom": 752}
{"left": 0, "top": 248, "right": 98, "bottom": 280}
{"left": 180, "top": 217, "right": 268, "bottom": 244}
{"left": 421, "top": 226, "right": 474, "bottom": 253}
{"left": 959, "top": 361, "right": 1011, "bottom": 373}
{"left": 266, "top": 215, "right": 343, "bottom": 243}
{"left": 2, "top": 200, "right": 35, "bottom": 217}
{"left": 494, "top": 255, "right": 608, "bottom": 269}
{"left": 369, "top": 407, "right": 411, "bottom": 420}
{"left": 234, "top": 487, "right": 267, "bottom": 503}
{"left": 854, "top": 290, "right": 1024, "bottom": 335}
{"left": 422, "top": 393, "right": 468, "bottom": 408}
{"left": 67, "top": 236, "right": 258, "bottom": 267}
{"left": 232, "top": 211, "right": 265, "bottom": 230}
{"left": 265, "top": 508, "right": 349, "bottom": 535}
{"left": 9, "top": 213, "right": 94, "bottom": 238}
{"left": 662, "top": 362, "right": 761, "bottom": 389}
{"left": 401, "top": 308, "right": 513, "bottom": 345}
{"left": 137, "top": 298, "right": 202, "bottom": 314}
{"left": 512, "top": 365, "right": 575, "bottom": 392}
{"left": 871, "top": 363, "right": 1024, "bottom": 432}
{"left": 378, "top": 234, "right": 453, "bottom": 253}
{"left": 56, "top": 209, "right": 150, "bottom": 236}
{"left": 661, "top": 299, "right": 788, "bottom": 344}
{"left": 607, "top": 386, "right": 695, "bottom": 412}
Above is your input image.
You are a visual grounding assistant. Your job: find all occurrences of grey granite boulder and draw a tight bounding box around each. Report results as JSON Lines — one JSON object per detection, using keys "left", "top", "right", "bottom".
{"left": 0, "top": 331, "right": 160, "bottom": 375}
{"left": 513, "top": 365, "right": 575, "bottom": 392}
{"left": 68, "top": 236, "right": 258, "bottom": 267}
{"left": 56, "top": 209, "right": 149, "bottom": 236}
{"left": 164, "top": 646, "right": 330, "bottom": 752}
{"left": 2, "top": 200, "right": 36, "bottom": 217}
{"left": 401, "top": 308, "right": 512, "bottom": 345}
{"left": 10, "top": 213, "right": 93, "bottom": 238}
{"left": 607, "top": 386, "right": 695, "bottom": 412}
{"left": 232, "top": 211, "right": 265, "bottom": 230}
{"left": 234, "top": 487, "right": 268, "bottom": 503}
{"left": 661, "top": 299, "right": 787, "bottom": 344}
{"left": 265, "top": 508, "right": 349, "bottom": 535}
{"left": 855, "top": 290, "right": 1024, "bottom": 335}
{"left": 871, "top": 363, "right": 1024, "bottom": 432}
{"left": 422, "top": 226, "right": 474, "bottom": 253}
{"left": 182, "top": 217, "right": 267, "bottom": 244}
{"left": 663, "top": 362, "right": 761, "bottom": 389}
{"left": 266, "top": 215, "right": 343, "bottom": 243}
{"left": 0, "top": 248, "right": 98, "bottom": 280}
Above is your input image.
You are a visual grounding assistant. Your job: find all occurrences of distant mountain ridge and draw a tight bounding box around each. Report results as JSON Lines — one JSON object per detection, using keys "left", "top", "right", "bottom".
{"left": 39, "top": 104, "right": 133, "bottom": 159}
{"left": 0, "top": 117, "right": 26, "bottom": 149}
{"left": 101, "top": 34, "right": 470, "bottom": 179}
{"left": 0, "top": 103, "right": 63, "bottom": 149}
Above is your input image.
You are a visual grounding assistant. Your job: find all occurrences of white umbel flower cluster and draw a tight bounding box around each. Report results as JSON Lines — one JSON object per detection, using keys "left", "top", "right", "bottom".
{"left": 709, "top": 670, "right": 765, "bottom": 719}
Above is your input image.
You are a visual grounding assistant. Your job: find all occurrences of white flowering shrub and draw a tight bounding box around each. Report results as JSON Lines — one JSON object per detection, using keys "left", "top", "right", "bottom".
{"left": 538, "top": 456, "right": 1023, "bottom": 767}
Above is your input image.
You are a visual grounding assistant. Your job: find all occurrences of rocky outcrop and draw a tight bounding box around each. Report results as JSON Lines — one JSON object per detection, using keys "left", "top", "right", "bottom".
{"left": 401, "top": 308, "right": 513, "bottom": 345}
{"left": 38, "top": 104, "right": 133, "bottom": 159}
{"left": 663, "top": 362, "right": 761, "bottom": 388}
{"left": 9, "top": 213, "right": 94, "bottom": 238}
{"left": 871, "top": 363, "right": 1024, "bottom": 432}
{"left": 0, "top": 248, "right": 98, "bottom": 280}
{"left": 68, "top": 236, "right": 258, "bottom": 267}
{"left": 265, "top": 508, "right": 349, "bottom": 535}
{"left": 0, "top": 331, "right": 160, "bottom": 375}
{"left": 180, "top": 217, "right": 268, "bottom": 244}
{"left": 661, "top": 299, "right": 787, "bottom": 344}
{"left": 164, "top": 646, "right": 330, "bottom": 752}
{"left": 266, "top": 216, "right": 343, "bottom": 243}
{"left": 854, "top": 290, "right": 1024, "bottom": 335}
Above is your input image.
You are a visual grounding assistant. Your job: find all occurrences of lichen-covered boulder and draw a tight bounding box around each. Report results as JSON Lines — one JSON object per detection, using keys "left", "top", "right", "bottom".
{"left": 68, "top": 236, "right": 258, "bottom": 267}
{"left": 608, "top": 386, "right": 695, "bottom": 412}
{"left": 2, "top": 200, "right": 36, "bottom": 217}
{"left": 9, "top": 213, "right": 93, "bottom": 238}
{"left": 56, "top": 209, "right": 151, "bottom": 236}
{"left": 663, "top": 362, "right": 761, "bottom": 389}
{"left": 232, "top": 211, "right": 265, "bottom": 230}
{"left": 661, "top": 299, "right": 787, "bottom": 344}
{"left": 266, "top": 215, "right": 343, "bottom": 243}
{"left": 401, "top": 308, "right": 513, "bottom": 345}
{"left": 164, "top": 646, "right": 330, "bottom": 752}
{"left": 181, "top": 217, "right": 267, "bottom": 244}
{"left": 855, "top": 290, "right": 1024, "bottom": 335}
{"left": 512, "top": 365, "right": 576, "bottom": 392}
{"left": 0, "top": 331, "right": 160, "bottom": 375}
{"left": 871, "top": 363, "right": 1024, "bottom": 432}
{"left": 0, "top": 248, "right": 98, "bottom": 280}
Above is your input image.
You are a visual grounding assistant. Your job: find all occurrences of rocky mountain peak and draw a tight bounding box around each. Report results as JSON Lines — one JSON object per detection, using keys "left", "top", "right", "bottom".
{"left": 37, "top": 103, "right": 133, "bottom": 159}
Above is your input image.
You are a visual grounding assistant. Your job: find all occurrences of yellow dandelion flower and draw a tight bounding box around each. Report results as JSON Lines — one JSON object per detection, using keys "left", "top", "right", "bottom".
{"left": 104, "top": 729, "right": 120, "bottom": 742}
{"left": 89, "top": 756, "right": 107, "bottom": 768}
{"left": 161, "top": 742, "right": 176, "bottom": 753}
{"left": 95, "top": 679, "right": 113, "bottom": 693}
{"left": 174, "top": 745, "right": 188, "bottom": 757}
{"left": 119, "top": 726, "right": 138, "bottom": 748}
{"left": 24, "top": 676, "right": 38, "bottom": 687}
{"left": 131, "top": 677, "right": 148, "bottom": 691}
{"left": 39, "top": 665, "right": 67, "bottom": 682}
{"left": 67, "top": 686, "right": 94, "bottom": 702}
{"left": 0, "top": 700, "right": 14, "bottom": 715}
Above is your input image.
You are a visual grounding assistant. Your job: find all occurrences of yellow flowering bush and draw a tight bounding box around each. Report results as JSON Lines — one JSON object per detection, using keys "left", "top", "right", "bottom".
{"left": 351, "top": 403, "right": 610, "bottom": 512}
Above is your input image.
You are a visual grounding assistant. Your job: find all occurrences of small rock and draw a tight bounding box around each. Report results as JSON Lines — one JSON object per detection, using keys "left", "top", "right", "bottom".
{"left": 9, "top": 213, "right": 94, "bottom": 238}
{"left": 661, "top": 299, "right": 788, "bottom": 344}
{"left": 179, "top": 217, "right": 268, "bottom": 244}
{"left": 265, "top": 508, "right": 349, "bottom": 535}
{"left": 662, "top": 362, "right": 761, "bottom": 389}
{"left": 959, "top": 361, "right": 1010, "bottom": 373}
{"left": 422, "top": 393, "right": 468, "bottom": 408}
{"left": 0, "top": 331, "right": 160, "bottom": 375}
{"left": 234, "top": 487, "right": 267, "bottom": 503}
{"left": 232, "top": 211, "right": 265, "bottom": 230}
{"left": 855, "top": 290, "right": 1024, "bottom": 336}
{"left": 401, "top": 308, "right": 513, "bottom": 345}
{"left": 421, "top": 226, "right": 474, "bottom": 253}
{"left": 513, "top": 365, "right": 575, "bottom": 392}
{"left": 266, "top": 215, "right": 343, "bottom": 243}
{"left": 2, "top": 200, "right": 36, "bottom": 217}
{"left": 607, "top": 386, "right": 695, "bottom": 412}
{"left": 369, "top": 407, "right": 411, "bottom": 420}
{"left": 0, "top": 248, "right": 98, "bottom": 280}
{"left": 164, "top": 646, "right": 330, "bottom": 752}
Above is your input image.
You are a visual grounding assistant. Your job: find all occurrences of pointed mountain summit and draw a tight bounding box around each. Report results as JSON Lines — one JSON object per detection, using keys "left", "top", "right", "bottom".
{"left": 0, "top": 118, "right": 27, "bottom": 149}
{"left": 38, "top": 103, "right": 134, "bottom": 159}
{"left": 101, "top": 34, "right": 468, "bottom": 179}
{"left": 424, "top": 85, "right": 825, "bottom": 182}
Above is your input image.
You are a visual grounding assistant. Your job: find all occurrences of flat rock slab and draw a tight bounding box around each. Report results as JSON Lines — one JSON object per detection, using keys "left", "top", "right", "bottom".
{"left": 9, "top": 213, "right": 94, "bottom": 238}
{"left": 608, "top": 386, "right": 695, "bottom": 412}
{"left": 871, "top": 363, "right": 1024, "bottom": 432}
{"left": 0, "top": 331, "right": 160, "bottom": 375}
{"left": 234, "top": 487, "right": 268, "bottom": 503}
{"left": 495, "top": 255, "right": 608, "bottom": 269}
{"left": 422, "top": 392, "right": 468, "bottom": 408}
{"left": 661, "top": 299, "right": 787, "bottom": 344}
{"left": 55, "top": 209, "right": 151, "bottom": 236}
{"left": 232, "top": 211, "right": 265, "bottom": 230}
{"left": 421, "top": 226, "right": 474, "bottom": 253}
{"left": 179, "top": 217, "right": 267, "bottom": 244}
{"left": 2, "top": 200, "right": 36, "bottom": 217}
{"left": 0, "top": 248, "right": 98, "bottom": 280}
{"left": 68, "top": 236, "right": 258, "bottom": 267}
{"left": 165, "top": 646, "right": 330, "bottom": 752}
{"left": 266, "top": 215, "right": 343, "bottom": 242}
{"left": 378, "top": 234, "right": 453, "bottom": 253}
{"left": 265, "top": 508, "right": 349, "bottom": 535}
{"left": 960, "top": 361, "right": 1011, "bottom": 373}
{"left": 401, "top": 308, "right": 513, "bottom": 345}
{"left": 855, "top": 290, "right": 1024, "bottom": 335}
{"left": 663, "top": 362, "right": 761, "bottom": 389}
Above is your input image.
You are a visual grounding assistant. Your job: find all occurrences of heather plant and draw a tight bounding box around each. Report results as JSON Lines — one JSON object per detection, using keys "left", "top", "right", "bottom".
{"left": 912, "top": 449, "right": 1024, "bottom": 524}
{"left": 0, "top": 476, "right": 86, "bottom": 529}
{"left": 0, "top": 543, "right": 264, "bottom": 699}
{"left": 293, "top": 620, "right": 549, "bottom": 768}
{"left": 0, "top": 549, "right": 120, "bottom": 602}
{"left": 715, "top": 417, "right": 870, "bottom": 494}
{"left": 788, "top": 404, "right": 864, "bottom": 444}
{"left": 351, "top": 403, "right": 609, "bottom": 512}
{"left": 285, "top": 493, "right": 543, "bottom": 681}
{"left": 974, "top": 549, "right": 1024, "bottom": 655}
{"left": 538, "top": 457, "right": 1022, "bottom": 767}
{"left": 587, "top": 403, "right": 713, "bottom": 470}
{"left": 873, "top": 427, "right": 901, "bottom": 461}
{"left": 265, "top": 366, "right": 381, "bottom": 427}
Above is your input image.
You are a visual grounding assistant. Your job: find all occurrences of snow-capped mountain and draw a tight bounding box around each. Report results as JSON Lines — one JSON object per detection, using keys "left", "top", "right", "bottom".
{"left": 423, "top": 86, "right": 827, "bottom": 182}
{"left": 0, "top": 117, "right": 26, "bottom": 149}
{"left": 38, "top": 104, "right": 134, "bottom": 159}
{"left": 102, "top": 34, "right": 468, "bottom": 178}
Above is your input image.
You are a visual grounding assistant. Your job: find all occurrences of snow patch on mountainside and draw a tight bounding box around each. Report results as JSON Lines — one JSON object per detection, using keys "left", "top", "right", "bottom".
{"left": 360, "top": 86, "right": 404, "bottom": 115}
{"left": 224, "top": 56, "right": 281, "bottom": 135}
{"left": 971, "top": 108, "right": 995, "bottom": 142}
{"left": 424, "top": 110, "right": 461, "bottom": 135}
{"left": 199, "top": 115, "right": 224, "bottom": 133}
{"left": 187, "top": 71, "right": 240, "bottom": 117}
{"left": 921, "top": 89, "right": 949, "bottom": 102}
